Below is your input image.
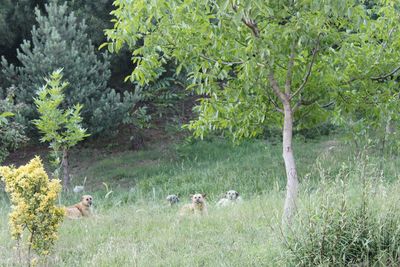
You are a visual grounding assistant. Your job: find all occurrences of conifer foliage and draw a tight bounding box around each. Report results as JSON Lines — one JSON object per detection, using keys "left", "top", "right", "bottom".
{"left": 1, "top": 1, "right": 139, "bottom": 135}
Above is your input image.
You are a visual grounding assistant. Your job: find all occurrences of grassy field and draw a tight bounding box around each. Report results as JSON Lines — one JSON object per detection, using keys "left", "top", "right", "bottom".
{"left": 1, "top": 194, "right": 283, "bottom": 266}
{"left": 1, "top": 136, "right": 400, "bottom": 266}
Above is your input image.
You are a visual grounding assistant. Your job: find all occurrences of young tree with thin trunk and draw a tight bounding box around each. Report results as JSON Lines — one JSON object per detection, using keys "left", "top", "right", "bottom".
{"left": 33, "top": 69, "right": 89, "bottom": 190}
{"left": 104, "top": 0, "right": 400, "bottom": 224}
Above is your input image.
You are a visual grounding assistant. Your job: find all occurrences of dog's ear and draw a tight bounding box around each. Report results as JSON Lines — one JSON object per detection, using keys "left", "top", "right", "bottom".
{"left": 189, "top": 194, "right": 193, "bottom": 199}
{"left": 236, "top": 191, "right": 240, "bottom": 197}
{"left": 202, "top": 194, "right": 207, "bottom": 198}
{"left": 81, "top": 195, "right": 85, "bottom": 201}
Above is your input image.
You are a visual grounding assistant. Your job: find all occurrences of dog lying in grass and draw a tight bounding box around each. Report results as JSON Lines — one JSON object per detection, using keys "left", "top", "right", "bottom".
{"left": 179, "top": 194, "right": 208, "bottom": 216}
{"left": 166, "top": 194, "right": 180, "bottom": 206}
{"left": 65, "top": 195, "right": 93, "bottom": 219}
{"left": 217, "top": 190, "right": 242, "bottom": 207}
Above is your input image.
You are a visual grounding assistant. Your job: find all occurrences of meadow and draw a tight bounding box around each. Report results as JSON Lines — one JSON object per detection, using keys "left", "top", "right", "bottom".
{"left": 1, "top": 136, "right": 400, "bottom": 266}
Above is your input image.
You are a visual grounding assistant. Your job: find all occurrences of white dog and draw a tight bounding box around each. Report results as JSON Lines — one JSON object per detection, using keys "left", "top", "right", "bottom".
{"left": 217, "top": 190, "right": 242, "bottom": 207}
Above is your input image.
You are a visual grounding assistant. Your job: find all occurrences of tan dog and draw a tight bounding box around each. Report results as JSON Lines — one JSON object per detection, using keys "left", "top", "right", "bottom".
{"left": 65, "top": 195, "right": 93, "bottom": 219}
{"left": 179, "top": 193, "right": 208, "bottom": 217}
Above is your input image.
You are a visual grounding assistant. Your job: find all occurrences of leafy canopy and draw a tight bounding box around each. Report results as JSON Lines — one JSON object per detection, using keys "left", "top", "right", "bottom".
{"left": 105, "top": 0, "right": 400, "bottom": 140}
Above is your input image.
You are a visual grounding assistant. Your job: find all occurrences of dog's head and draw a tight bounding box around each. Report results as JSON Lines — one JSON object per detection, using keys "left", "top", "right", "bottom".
{"left": 226, "top": 190, "right": 240, "bottom": 200}
{"left": 166, "top": 194, "right": 180, "bottom": 205}
{"left": 191, "top": 193, "right": 206, "bottom": 205}
{"left": 81, "top": 195, "right": 93, "bottom": 207}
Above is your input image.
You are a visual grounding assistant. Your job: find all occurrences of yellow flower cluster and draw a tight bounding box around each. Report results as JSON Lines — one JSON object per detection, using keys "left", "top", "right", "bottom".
{"left": 0, "top": 156, "right": 65, "bottom": 257}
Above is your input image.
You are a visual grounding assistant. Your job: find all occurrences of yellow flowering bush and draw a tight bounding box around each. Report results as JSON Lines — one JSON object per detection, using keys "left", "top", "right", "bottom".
{"left": 0, "top": 156, "right": 64, "bottom": 259}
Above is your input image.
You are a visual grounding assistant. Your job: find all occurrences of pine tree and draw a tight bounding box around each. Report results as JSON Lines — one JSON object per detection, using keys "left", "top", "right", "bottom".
{"left": 1, "top": 1, "right": 139, "bottom": 135}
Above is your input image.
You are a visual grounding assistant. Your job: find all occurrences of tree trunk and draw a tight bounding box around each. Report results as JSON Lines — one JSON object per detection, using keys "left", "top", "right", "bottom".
{"left": 62, "top": 148, "right": 70, "bottom": 190}
{"left": 281, "top": 102, "right": 299, "bottom": 225}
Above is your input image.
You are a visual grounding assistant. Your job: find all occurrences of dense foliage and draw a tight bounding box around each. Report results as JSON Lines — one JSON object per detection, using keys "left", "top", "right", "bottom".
{"left": 1, "top": 2, "right": 139, "bottom": 135}
{"left": 0, "top": 91, "right": 28, "bottom": 163}
{"left": 105, "top": 0, "right": 400, "bottom": 141}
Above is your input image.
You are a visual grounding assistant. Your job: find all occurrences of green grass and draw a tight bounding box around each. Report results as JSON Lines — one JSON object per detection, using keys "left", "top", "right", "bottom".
{"left": 1, "top": 136, "right": 400, "bottom": 266}
{"left": 65, "top": 137, "right": 356, "bottom": 201}
{"left": 1, "top": 194, "right": 283, "bottom": 266}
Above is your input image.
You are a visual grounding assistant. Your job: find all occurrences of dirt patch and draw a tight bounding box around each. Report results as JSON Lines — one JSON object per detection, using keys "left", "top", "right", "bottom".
{"left": 3, "top": 145, "right": 49, "bottom": 167}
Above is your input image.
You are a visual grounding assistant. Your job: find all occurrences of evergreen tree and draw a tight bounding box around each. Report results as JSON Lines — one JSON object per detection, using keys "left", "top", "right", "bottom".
{"left": 1, "top": 1, "right": 140, "bottom": 135}
{"left": 65, "top": 0, "right": 114, "bottom": 47}
{"left": 0, "top": 0, "right": 45, "bottom": 64}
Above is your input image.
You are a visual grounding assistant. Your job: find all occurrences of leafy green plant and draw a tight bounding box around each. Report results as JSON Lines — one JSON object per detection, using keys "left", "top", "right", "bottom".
{"left": 0, "top": 92, "right": 28, "bottom": 163}
{"left": 33, "top": 69, "right": 89, "bottom": 190}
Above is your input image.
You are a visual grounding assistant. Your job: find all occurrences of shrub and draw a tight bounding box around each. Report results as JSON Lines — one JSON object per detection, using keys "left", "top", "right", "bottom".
{"left": 0, "top": 90, "right": 28, "bottom": 163}
{"left": 0, "top": 156, "right": 64, "bottom": 265}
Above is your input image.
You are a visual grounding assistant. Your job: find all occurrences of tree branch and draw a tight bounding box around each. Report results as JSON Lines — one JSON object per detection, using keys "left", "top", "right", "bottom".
{"left": 290, "top": 39, "right": 320, "bottom": 100}
{"left": 320, "top": 101, "right": 335, "bottom": 109}
{"left": 341, "top": 64, "right": 400, "bottom": 85}
{"left": 241, "top": 17, "right": 260, "bottom": 37}
{"left": 268, "top": 70, "right": 287, "bottom": 103}
{"left": 371, "top": 65, "right": 400, "bottom": 81}
{"left": 267, "top": 94, "right": 284, "bottom": 113}
{"left": 232, "top": 3, "right": 260, "bottom": 38}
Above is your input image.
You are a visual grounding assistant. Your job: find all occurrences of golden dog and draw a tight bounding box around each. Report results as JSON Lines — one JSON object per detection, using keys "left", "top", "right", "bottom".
{"left": 179, "top": 193, "right": 208, "bottom": 217}
{"left": 65, "top": 195, "right": 93, "bottom": 219}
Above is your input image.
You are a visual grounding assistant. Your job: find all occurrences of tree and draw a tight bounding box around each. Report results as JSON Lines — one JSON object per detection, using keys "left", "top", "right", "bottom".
{"left": 33, "top": 69, "right": 89, "bottom": 190}
{"left": 1, "top": 1, "right": 139, "bottom": 136}
{"left": 64, "top": 0, "right": 114, "bottom": 47}
{"left": 104, "top": 0, "right": 400, "bottom": 224}
{"left": 0, "top": 0, "right": 46, "bottom": 67}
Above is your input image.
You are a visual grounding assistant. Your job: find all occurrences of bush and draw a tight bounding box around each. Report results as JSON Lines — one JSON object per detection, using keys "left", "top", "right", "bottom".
{"left": 0, "top": 156, "right": 64, "bottom": 265}
{"left": 282, "top": 161, "right": 400, "bottom": 266}
{"left": 0, "top": 89, "right": 28, "bottom": 163}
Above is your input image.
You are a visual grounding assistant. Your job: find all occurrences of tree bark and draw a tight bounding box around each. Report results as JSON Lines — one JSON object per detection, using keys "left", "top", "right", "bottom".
{"left": 281, "top": 101, "right": 299, "bottom": 225}
{"left": 268, "top": 70, "right": 300, "bottom": 225}
{"left": 62, "top": 148, "right": 70, "bottom": 190}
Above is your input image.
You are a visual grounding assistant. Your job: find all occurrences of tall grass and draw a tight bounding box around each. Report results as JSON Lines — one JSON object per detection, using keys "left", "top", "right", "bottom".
{"left": 282, "top": 154, "right": 400, "bottom": 266}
